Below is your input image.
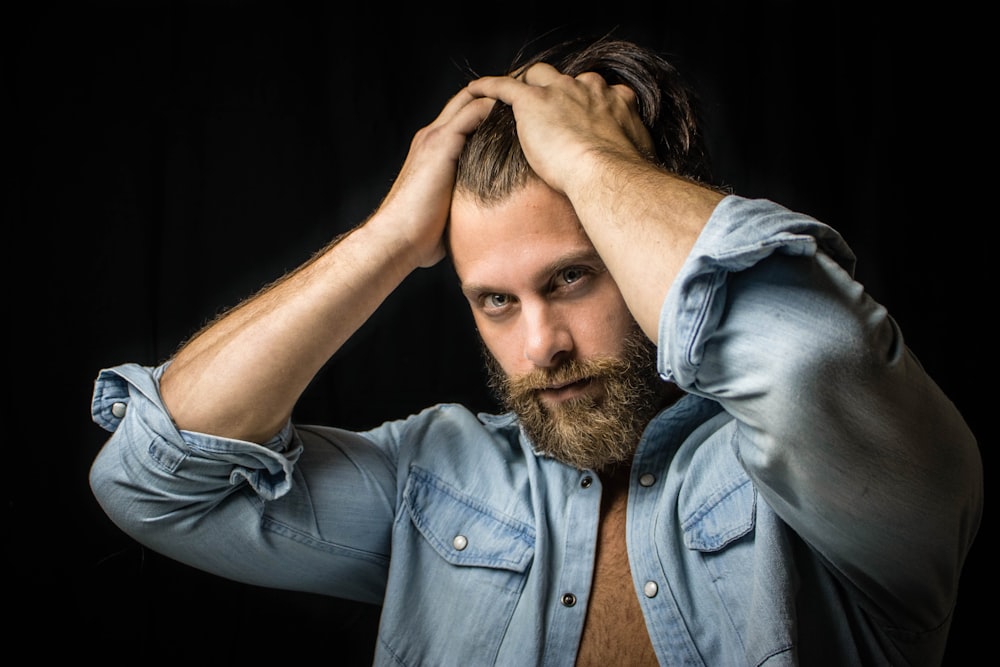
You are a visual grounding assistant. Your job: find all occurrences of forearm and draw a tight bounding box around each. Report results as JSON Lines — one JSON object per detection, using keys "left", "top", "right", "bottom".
{"left": 160, "top": 217, "right": 421, "bottom": 443}
{"left": 157, "top": 87, "right": 495, "bottom": 442}
{"left": 564, "top": 150, "right": 724, "bottom": 340}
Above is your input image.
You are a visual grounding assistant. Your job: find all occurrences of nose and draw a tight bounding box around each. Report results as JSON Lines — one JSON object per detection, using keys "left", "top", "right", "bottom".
{"left": 522, "top": 301, "right": 573, "bottom": 368}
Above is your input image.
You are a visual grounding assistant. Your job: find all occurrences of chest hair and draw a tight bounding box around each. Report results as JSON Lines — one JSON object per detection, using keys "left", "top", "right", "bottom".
{"left": 576, "top": 467, "right": 658, "bottom": 666}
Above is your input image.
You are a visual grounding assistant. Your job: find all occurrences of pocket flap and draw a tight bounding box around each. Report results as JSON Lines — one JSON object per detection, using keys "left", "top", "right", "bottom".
{"left": 404, "top": 466, "right": 535, "bottom": 572}
{"left": 680, "top": 462, "right": 756, "bottom": 552}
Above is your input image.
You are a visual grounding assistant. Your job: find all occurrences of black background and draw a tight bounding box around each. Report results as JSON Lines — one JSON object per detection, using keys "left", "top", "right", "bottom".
{"left": 8, "top": 1, "right": 988, "bottom": 663}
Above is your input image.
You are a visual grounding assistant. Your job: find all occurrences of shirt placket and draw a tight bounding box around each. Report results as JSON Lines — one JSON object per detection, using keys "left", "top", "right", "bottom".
{"left": 540, "top": 468, "right": 602, "bottom": 665}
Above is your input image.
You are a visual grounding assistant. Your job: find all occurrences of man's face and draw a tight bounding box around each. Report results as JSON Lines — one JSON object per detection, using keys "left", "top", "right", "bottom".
{"left": 449, "top": 180, "right": 674, "bottom": 471}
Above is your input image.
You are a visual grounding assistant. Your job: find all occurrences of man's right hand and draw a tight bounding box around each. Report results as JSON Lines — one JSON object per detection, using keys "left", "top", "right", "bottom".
{"left": 369, "top": 89, "right": 497, "bottom": 269}
{"left": 158, "top": 87, "right": 495, "bottom": 443}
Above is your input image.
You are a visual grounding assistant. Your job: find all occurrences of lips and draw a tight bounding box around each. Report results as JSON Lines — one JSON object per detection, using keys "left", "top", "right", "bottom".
{"left": 537, "top": 377, "right": 595, "bottom": 404}
{"left": 546, "top": 378, "right": 587, "bottom": 391}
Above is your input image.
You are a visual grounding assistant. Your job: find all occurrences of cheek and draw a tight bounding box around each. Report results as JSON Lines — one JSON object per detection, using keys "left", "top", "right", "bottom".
{"left": 575, "top": 293, "right": 635, "bottom": 353}
{"left": 473, "top": 315, "right": 521, "bottom": 375}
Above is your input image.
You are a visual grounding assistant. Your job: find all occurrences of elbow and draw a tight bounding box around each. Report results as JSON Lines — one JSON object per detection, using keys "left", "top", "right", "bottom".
{"left": 88, "top": 435, "right": 180, "bottom": 543}
{"left": 89, "top": 443, "right": 146, "bottom": 539}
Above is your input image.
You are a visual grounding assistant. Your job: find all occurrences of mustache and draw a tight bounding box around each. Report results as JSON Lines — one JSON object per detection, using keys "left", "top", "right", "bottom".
{"left": 500, "top": 357, "right": 624, "bottom": 395}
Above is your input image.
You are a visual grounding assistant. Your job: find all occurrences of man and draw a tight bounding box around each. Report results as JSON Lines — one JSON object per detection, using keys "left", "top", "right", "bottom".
{"left": 89, "top": 37, "right": 982, "bottom": 665}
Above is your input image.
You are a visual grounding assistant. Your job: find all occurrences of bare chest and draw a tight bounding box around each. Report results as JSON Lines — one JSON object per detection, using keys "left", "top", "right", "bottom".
{"left": 575, "top": 485, "right": 658, "bottom": 666}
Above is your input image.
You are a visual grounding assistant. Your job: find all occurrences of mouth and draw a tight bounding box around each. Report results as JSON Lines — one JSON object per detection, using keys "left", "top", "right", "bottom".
{"left": 537, "top": 377, "right": 596, "bottom": 404}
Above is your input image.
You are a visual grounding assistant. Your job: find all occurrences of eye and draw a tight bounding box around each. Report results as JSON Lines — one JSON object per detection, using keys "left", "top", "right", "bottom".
{"left": 550, "top": 266, "right": 597, "bottom": 294}
{"left": 480, "top": 292, "right": 514, "bottom": 315}
{"left": 547, "top": 264, "right": 607, "bottom": 298}
{"left": 487, "top": 293, "right": 510, "bottom": 308}
{"left": 558, "top": 267, "right": 587, "bottom": 285}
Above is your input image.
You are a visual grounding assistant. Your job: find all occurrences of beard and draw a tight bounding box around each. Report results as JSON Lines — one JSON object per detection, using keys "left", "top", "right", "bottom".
{"left": 483, "top": 324, "right": 677, "bottom": 472}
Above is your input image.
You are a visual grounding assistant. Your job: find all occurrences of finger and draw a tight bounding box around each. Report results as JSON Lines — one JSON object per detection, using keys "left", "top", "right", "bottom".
{"left": 609, "top": 82, "right": 645, "bottom": 123}
{"left": 573, "top": 71, "right": 609, "bottom": 88}
{"left": 465, "top": 74, "right": 528, "bottom": 105}
{"left": 431, "top": 87, "right": 483, "bottom": 125}
{"left": 449, "top": 96, "right": 498, "bottom": 135}
{"left": 517, "top": 61, "right": 562, "bottom": 86}
{"left": 607, "top": 83, "right": 655, "bottom": 155}
{"left": 609, "top": 82, "right": 638, "bottom": 106}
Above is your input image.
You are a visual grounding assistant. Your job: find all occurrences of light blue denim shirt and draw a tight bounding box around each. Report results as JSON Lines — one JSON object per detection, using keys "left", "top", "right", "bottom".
{"left": 90, "top": 196, "right": 982, "bottom": 666}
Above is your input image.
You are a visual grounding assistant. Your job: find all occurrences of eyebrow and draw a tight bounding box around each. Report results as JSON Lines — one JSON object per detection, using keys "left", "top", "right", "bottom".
{"left": 460, "top": 248, "right": 606, "bottom": 299}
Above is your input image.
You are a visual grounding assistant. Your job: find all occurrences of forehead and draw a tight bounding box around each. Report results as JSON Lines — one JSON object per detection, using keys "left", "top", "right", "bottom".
{"left": 448, "top": 182, "right": 595, "bottom": 283}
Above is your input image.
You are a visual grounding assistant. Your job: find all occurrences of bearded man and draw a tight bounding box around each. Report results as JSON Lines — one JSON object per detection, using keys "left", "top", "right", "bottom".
{"left": 89, "top": 37, "right": 981, "bottom": 666}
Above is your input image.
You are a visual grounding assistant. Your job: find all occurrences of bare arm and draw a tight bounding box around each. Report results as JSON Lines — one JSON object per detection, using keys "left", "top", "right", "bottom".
{"left": 466, "top": 64, "right": 724, "bottom": 340}
{"left": 160, "top": 90, "right": 496, "bottom": 443}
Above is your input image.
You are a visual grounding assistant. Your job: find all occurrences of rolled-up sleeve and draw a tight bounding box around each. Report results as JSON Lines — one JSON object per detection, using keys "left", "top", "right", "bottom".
{"left": 658, "top": 195, "right": 983, "bottom": 628}
{"left": 89, "top": 362, "right": 396, "bottom": 604}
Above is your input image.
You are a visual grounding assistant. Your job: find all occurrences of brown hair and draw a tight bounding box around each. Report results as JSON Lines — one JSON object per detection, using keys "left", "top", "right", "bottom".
{"left": 455, "top": 36, "right": 714, "bottom": 204}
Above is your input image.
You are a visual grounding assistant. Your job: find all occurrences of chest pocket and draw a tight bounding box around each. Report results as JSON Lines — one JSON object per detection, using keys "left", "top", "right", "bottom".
{"left": 377, "top": 466, "right": 535, "bottom": 666}
{"left": 406, "top": 465, "right": 535, "bottom": 573}
{"left": 677, "top": 426, "right": 757, "bottom": 552}
{"left": 680, "top": 472, "right": 756, "bottom": 551}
